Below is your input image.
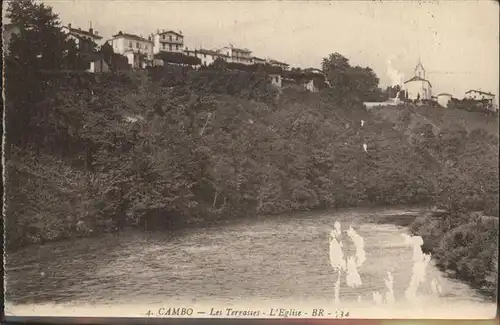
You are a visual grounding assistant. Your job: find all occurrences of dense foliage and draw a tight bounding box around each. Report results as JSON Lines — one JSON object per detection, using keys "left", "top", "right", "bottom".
{"left": 448, "top": 97, "right": 498, "bottom": 114}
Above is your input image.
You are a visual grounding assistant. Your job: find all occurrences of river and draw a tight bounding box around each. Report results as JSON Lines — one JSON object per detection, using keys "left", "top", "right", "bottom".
{"left": 4, "top": 207, "right": 497, "bottom": 319}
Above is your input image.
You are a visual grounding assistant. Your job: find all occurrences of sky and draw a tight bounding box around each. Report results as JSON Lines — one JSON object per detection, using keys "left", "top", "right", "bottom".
{"left": 4, "top": 0, "right": 499, "bottom": 102}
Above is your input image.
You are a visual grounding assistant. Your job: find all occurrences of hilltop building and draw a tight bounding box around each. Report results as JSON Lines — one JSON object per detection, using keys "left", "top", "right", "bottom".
{"left": 269, "top": 74, "right": 282, "bottom": 88}
{"left": 437, "top": 93, "right": 452, "bottom": 108}
{"left": 62, "top": 23, "right": 103, "bottom": 52}
{"left": 219, "top": 45, "right": 253, "bottom": 65}
{"left": 108, "top": 31, "right": 154, "bottom": 69}
{"left": 252, "top": 56, "right": 266, "bottom": 65}
{"left": 464, "top": 89, "right": 495, "bottom": 104}
{"left": 185, "top": 48, "right": 229, "bottom": 67}
{"left": 153, "top": 30, "right": 185, "bottom": 54}
{"left": 268, "top": 59, "right": 290, "bottom": 70}
{"left": 403, "top": 60, "right": 432, "bottom": 100}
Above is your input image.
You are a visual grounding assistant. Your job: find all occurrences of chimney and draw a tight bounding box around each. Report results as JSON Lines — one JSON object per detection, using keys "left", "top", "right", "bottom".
{"left": 179, "top": 30, "right": 182, "bottom": 35}
{"left": 95, "top": 31, "right": 99, "bottom": 36}
{"left": 89, "top": 27, "right": 94, "bottom": 35}
{"left": 68, "top": 23, "right": 72, "bottom": 29}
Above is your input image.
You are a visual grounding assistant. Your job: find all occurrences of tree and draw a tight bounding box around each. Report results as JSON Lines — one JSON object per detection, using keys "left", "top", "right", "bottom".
{"left": 321, "top": 53, "right": 381, "bottom": 102}
{"left": 321, "top": 53, "right": 351, "bottom": 94}
{"left": 6, "top": 0, "right": 69, "bottom": 71}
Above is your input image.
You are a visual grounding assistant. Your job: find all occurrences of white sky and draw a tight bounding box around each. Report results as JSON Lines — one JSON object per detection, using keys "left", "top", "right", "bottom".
{"left": 4, "top": 0, "right": 499, "bottom": 101}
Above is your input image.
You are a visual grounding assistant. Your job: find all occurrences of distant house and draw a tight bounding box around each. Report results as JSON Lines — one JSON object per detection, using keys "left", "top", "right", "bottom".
{"left": 304, "top": 68, "right": 331, "bottom": 88}
{"left": 62, "top": 23, "right": 103, "bottom": 52}
{"left": 253, "top": 56, "right": 266, "bottom": 65}
{"left": 437, "top": 93, "right": 452, "bottom": 108}
{"left": 99, "top": 42, "right": 131, "bottom": 71}
{"left": 269, "top": 74, "right": 282, "bottom": 88}
{"left": 154, "top": 51, "right": 201, "bottom": 67}
{"left": 185, "top": 48, "right": 229, "bottom": 67}
{"left": 87, "top": 57, "right": 110, "bottom": 73}
{"left": 153, "top": 30, "right": 184, "bottom": 54}
{"left": 304, "top": 79, "right": 319, "bottom": 93}
{"left": 464, "top": 89, "right": 495, "bottom": 104}
{"left": 108, "top": 31, "right": 154, "bottom": 69}
{"left": 267, "top": 59, "right": 289, "bottom": 71}
{"left": 304, "top": 68, "right": 324, "bottom": 74}
{"left": 2, "top": 23, "right": 21, "bottom": 56}
{"left": 219, "top": 45, "right": 253, "bottom": 65}
{"left": 403, "top": 61, "right": 432, "bottom": 100}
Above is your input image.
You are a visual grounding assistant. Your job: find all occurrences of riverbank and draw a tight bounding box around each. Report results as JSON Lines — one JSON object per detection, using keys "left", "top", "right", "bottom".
{"left": 5, "top": 203, "right": 428, "bottom": 253}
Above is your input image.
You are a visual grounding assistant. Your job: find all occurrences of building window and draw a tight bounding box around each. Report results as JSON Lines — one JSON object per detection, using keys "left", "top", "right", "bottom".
{"left": 162, "top": 44, "right": 166, "bottom": 49}
{"left": 176, "top": 36, "right": 179, "bottom": 40}
{"left": 137, "top": 42, "right": 140, "bottom": 48}
{"left": 169, "top": 44, "right": 172, "bottom": 51}
{"left": 162, "top": 35, "right": 165, "bottom": 40}
{"left": 176, "top": 44, "right": 179, "bottom": 50}
{"left": 129, "top": 41, "right": 132, "bottom": 48}
{"left": 169, "top": 35, "right": 172, "bottom": 41}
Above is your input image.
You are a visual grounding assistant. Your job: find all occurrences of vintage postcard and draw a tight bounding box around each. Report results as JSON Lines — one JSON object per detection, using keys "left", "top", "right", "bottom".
{"left": 2, "top": 0, "right": 499, "bottom": 321}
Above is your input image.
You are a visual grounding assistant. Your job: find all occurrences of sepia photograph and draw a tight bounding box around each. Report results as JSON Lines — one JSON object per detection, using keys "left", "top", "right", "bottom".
{"left": 2, "top": 0, "right": 499, "bottom": 321}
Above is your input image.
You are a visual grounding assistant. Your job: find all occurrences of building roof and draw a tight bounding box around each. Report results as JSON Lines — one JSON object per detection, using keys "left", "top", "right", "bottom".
{"left": 111, "top": 32, "right": 152, "bottom": 43}
{"left": 157, "top": 30, "right": 183, "bottom": 37}
{"left": 222, "top": 46, "right": 252, "bottom": 53}
{"left": 465, "top": 89, "right": 495, "bottom": 96}
{"left": 268, "top": 59, "right": 289, "bottom": 66}
{"left": 190, "top": 48, "right": 229, "bottom": 57}
{"left": 253, "top": 56, "right": 266, "bottom": 61}
{"left": 404, "top": 75, "right": 432, "bottom": 87}
{"left": 414, "top": 60, "right": 425, "bottom": 71}
{"left": 437, "top": 93, "right": 452, "bottom": 97}
{"left": 63, "top": 25, "right": 103, "bottom": 40}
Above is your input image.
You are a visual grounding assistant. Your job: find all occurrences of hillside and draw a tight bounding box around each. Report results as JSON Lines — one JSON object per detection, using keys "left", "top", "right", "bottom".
{"left": 371, "top": 103, "right": 499, "bottom": 138}
{"left": 4, "top": 69, "right": 498, "bottom": 298}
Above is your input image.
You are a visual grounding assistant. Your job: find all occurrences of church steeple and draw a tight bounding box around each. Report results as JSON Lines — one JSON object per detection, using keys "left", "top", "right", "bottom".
{"left": 414, "top": 59, "right": 426, "bottom": 79}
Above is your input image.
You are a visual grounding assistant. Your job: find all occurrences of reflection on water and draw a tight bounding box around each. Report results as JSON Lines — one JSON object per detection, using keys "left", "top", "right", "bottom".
{"left": 4, "top": 208, "right": 496, "bottom": 318}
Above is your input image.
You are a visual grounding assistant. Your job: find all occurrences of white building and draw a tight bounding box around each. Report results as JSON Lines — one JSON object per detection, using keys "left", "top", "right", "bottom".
{"left": 87, "top": 58, "right": 110, "bottom": 73}
{"left": 267, "top": 59, "right": 289, "bottom": 70}
{"left": 62, "top": 23, "right": 103, "bottom": 52}
{"left": 464, "top": 89, "right": 495, "bottom": 104}
{"left": 269, "top": 74, "right": 282, "bottom": 87}
{"left": 184, "top": 48, "right": 229, "bottom": 67}
{"left": 304, "top": 79, "right": 319, "bottom": 93}
{"left": 219, "top": 45, "right": 253, "bottom": 65}
{"left": 436, "top": 93, "right": 452, "bottom": 108}
{"left": 253, "top": 56, "right": 266, "bottom": 65}
{"left": 108, "top": 31, "right": 154, "bottom": 69}
{"left": 153, "top": 30, "right": 184, "bottom": 54}
{"left": 403, "top": 60, "right": 432, "bottom": 100}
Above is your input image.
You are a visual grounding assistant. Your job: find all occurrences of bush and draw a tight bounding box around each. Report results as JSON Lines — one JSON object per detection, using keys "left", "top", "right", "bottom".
{"left": 410, "top": 210, "right": 498, "bottom": 297}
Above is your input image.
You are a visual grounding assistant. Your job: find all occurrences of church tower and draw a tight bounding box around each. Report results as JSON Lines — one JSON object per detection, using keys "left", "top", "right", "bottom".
{"left": 414, "top": 59, "right": 426, "bottom": 79}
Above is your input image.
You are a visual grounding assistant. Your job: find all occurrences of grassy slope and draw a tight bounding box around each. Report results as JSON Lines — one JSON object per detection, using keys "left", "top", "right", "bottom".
{"left": 371, "top": 103, "right": 499, "bottom": 137}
